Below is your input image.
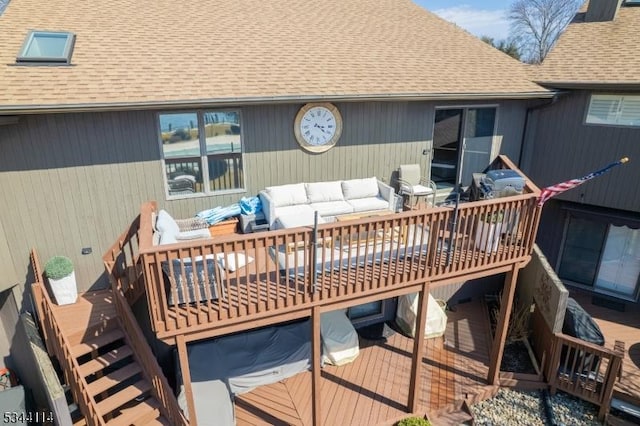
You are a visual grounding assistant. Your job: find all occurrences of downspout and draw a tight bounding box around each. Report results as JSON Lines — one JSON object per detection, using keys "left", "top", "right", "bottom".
{"left": 518, "top": 90, "right": 567, "bottom": 170}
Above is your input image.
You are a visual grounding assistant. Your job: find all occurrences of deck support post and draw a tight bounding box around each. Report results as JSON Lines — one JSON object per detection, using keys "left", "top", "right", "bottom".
{"left": 487, "top": 264, "right": 520, "bottom": 385}
{"left": 311, "top": 306, "right": 322, "bottom": 426}
{"left": 176, "top": 335, "right": 198, "bottom": 426}
{"left": 408, "top": 281, "right": 430, "bottom": 413}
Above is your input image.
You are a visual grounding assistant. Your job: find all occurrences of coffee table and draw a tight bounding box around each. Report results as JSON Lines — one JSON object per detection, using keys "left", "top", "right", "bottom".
{"left": 335, "top": 210, "right": 406, "bottom": 246}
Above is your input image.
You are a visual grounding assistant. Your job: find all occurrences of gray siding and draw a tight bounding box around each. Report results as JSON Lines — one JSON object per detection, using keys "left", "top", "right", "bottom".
{"left": 0, "top": 99, "right": 529, "bottom": 292}
{"left": 523, "top": 90, "right": 640, "bottom": 213}
{"left": 0, "top": 219, "right": 17, "bottom": 292}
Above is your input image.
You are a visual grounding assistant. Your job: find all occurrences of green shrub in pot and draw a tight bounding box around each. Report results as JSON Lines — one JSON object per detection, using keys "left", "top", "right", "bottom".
{"left": 44, "top": 256, "right": 77, "bottom": 305}
{"left": 44, "top": 256, "right": 74, "bottom": 280}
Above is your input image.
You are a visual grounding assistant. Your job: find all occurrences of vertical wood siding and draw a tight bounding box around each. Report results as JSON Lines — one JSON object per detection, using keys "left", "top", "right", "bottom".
{"left": 524, "top": 90, "right": 640, "bottom": 213}
{"left": 0, "top": 218, "right": 17, "bottom": 291}
{"left": 0, "top": 99, "right": 528, "bottom": 291}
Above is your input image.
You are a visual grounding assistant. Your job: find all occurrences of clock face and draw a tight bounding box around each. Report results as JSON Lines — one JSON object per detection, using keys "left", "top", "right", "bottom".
{"left": 294, "top": 103, "right": 342, "bottom": 153}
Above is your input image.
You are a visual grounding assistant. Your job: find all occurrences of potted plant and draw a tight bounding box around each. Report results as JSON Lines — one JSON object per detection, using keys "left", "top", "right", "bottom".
{"left": 44, "top": 256, "right": 78, "bottom": 305}
{"left": 475, "top": 210, "right": 505, "bottom": 253}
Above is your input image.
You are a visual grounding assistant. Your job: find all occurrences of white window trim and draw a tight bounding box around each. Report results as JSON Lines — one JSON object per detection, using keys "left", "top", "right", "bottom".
{"left": 585, "top": 93, "right": 640, "bottom": 128}
{"left": 157, "top": 109, "right": 246, "bottom": 200}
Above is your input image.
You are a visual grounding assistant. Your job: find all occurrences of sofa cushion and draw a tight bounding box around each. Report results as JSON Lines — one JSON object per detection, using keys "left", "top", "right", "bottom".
{"left": 273, "top": 204, "right": 315, "bottom": 222}
{"left": 156, "top": 209, "right": 180, "bottom": 241}
{"left": 276, "top": 211, "right": 326, "bottom": 229}
{"left": 309, "top": 201, "right": 353, "bottom": 217}
{"left": 176, "top": 229, "right": 212, "bottom": 240}
{"left": 266, "top": 183, "right": 308, "bottom": 207}
{"left": 341, "top": 178, "right": 379, "bottom": 200}
{"left": 305, "top": 181, "right": 344, "bottom": 203}
{"left": 347, "top": 196, "right": 390, "bottom": 213}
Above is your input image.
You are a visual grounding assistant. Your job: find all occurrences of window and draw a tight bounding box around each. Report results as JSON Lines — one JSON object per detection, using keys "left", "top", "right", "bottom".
{"left": 586, "top": 94, "right": 640, "bottom": 127}
{"left": 558, "top": 214, "right": 640, "bottom": 299}
{"left": 159, "top": 111, "right": 244, "bottom": 198}
{"left": 17, "top": 31, "right": 75, "bottom": 64}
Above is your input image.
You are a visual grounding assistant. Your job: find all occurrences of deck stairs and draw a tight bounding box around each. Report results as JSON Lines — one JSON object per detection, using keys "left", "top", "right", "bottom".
{"left": 67, "top": 317, "right": 171, "bottom": 425}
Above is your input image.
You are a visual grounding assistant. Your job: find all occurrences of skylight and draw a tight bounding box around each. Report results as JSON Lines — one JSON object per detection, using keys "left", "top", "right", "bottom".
{"left": 16, "top": 31, "right": 75, "bottom": 64}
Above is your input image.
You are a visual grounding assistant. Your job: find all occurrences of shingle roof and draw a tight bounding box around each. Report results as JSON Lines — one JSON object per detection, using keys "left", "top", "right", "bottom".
{"left": 0, "top": 0, "right": 549, "bottom": 112}
{"left": 537, "top": 3, "right": 640, "bottom": 87}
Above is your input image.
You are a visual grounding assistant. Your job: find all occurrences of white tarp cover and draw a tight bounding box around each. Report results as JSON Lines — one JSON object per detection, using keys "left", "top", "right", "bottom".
{"left": 396, "top": 293, "right": 447, "bottom": 338}
{"left": 321, "top": 310, "right": 359, "bottom": 366}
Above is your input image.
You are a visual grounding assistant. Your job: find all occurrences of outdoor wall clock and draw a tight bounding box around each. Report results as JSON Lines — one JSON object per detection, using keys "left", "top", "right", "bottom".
{"left": 294, "top": 102, "right": 343, "bottom": 153}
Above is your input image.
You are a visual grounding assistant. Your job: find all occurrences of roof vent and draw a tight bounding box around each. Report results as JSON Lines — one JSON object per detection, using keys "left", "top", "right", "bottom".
{"left": 16, "top": 31, "right": 75, "bottom": 64}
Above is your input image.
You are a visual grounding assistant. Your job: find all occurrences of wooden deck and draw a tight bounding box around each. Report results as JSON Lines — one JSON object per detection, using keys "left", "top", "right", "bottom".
{"left": 48, "top": 289, "right": 118, "bottom": 346}
{"left": 572, "top": 289, "right": 640, "bottom": 404}
{"left": 234, "top": 300, "right": 495, "bottom": 425}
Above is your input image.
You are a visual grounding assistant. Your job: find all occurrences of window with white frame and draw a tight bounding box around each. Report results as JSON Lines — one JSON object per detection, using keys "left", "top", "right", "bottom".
{"left": 158, "top": 111, "right": 244, "bottom": 197}
{"left": 586, "top": 94, "right": 640, "bottom": 127}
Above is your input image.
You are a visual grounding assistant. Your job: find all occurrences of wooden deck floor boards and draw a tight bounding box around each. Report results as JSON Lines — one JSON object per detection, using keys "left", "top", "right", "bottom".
{"left": 236, "top": 300, "right": 494, "bottom": 426}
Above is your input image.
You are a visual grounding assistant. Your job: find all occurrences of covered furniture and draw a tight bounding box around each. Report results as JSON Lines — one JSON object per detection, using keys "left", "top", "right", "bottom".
{"left": 321, "top": 310, "right": 360, "bottom": 366}
{"left": 259, "top": 178, "right": 395, "bottom": 229}
{"left": 397, "top": 164, "right": 437, "bottom": 209}
{"left": 396, "top": 292, "right": 447, "bottom": 339}
{"left": 176, "top": 319, "right": 312, "bottom": 425}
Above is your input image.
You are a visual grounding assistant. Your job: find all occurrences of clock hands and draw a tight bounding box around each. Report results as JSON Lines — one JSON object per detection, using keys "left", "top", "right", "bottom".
{"left": 314, "top": 123, "right": 327, "bottom": 134}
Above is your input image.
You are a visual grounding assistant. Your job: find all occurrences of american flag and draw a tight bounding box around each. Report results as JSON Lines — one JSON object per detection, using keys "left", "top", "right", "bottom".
{"left": 537, "top": 157, "right": 629, "bottom": 207}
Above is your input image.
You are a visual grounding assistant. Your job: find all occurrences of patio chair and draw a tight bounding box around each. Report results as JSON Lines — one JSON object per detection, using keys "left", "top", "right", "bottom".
{"left": 397, "top": 164, "right": 437, "bottom": 209}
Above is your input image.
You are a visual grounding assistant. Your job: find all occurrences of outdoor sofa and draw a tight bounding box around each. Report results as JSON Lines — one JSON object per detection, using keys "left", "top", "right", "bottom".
{"left": 258, "top": 177, "right": 396, "bottom": 229}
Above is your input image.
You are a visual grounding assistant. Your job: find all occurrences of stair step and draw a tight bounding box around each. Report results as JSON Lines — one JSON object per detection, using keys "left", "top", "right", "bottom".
{"left": 72, "top": 329, "right": 125, "bottom": 358}
{"left": 106, "top": 398, "right": 162, "bottom": 426}
{"left": 78, "top": 345, "right": 133, "bottom": 377}
{"left": 87, "top": 363, "right": 142, "bottom": 396}
{"left": 96, "top": 379, "right": 151, "bottom": 418}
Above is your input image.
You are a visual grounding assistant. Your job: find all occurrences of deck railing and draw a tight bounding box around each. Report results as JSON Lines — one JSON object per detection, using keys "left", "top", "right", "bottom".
{"left": 128, "top": 156, "right": 542, "bottom": 341}
{"left": 548, "top": 333, "right": 624, "bottom": 419}
{"left": 30, "top": 250, "right": 106, "bottom": 426}
{"left": 103, "top": 215, "right": 144, "bottom": 304}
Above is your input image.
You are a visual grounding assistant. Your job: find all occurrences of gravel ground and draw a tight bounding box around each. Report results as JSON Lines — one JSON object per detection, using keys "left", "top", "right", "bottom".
{"left": 470, "top": 388, "right": 602, "bottom": 426}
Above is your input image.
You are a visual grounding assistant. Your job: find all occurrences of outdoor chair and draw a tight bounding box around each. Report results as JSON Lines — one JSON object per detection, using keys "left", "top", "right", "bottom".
{"left": 397, "top": 164, "right": 437, "bottom": 209}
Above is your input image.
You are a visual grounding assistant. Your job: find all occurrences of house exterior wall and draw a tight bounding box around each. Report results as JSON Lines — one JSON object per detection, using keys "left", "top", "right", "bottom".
{"left": 523, "top": 89, "right": 640, "bottom": 304}
{"left": 523, "top": 90, "right": 640, "bottom": 213}
{"left": 0, "top": 99, "right": 529, "bottom": 293}
{"left": 0, "top": 218, "right": 17, "bottom": 292}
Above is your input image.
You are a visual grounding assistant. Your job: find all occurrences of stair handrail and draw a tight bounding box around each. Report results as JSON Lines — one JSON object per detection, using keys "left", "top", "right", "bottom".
{"left": 109, "top": 275, "right": 189, "bottom": 425}
{"left": 30, "top": 250, "right": 106, "bottom": 426}
{"left": 102, "top": 214, "right": 144, "bottom": 305}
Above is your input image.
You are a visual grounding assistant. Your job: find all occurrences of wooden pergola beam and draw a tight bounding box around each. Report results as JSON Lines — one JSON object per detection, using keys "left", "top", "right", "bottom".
{"left": 176, "top": 335, "right": 198, "bottom": 426}
{"left": 408, "top": 281, "right": 430, "bottom": 413}
{"left": 487, "top": 265, "right": 520, "bottom": 385}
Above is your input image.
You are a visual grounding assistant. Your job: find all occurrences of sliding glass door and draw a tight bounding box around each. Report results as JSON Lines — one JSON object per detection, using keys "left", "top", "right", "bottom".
{"left": 558, "top": 215, "right": 640, "bottom": 299}
{"left": 431, "top": 107, "right": 496, "bottom": 187}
